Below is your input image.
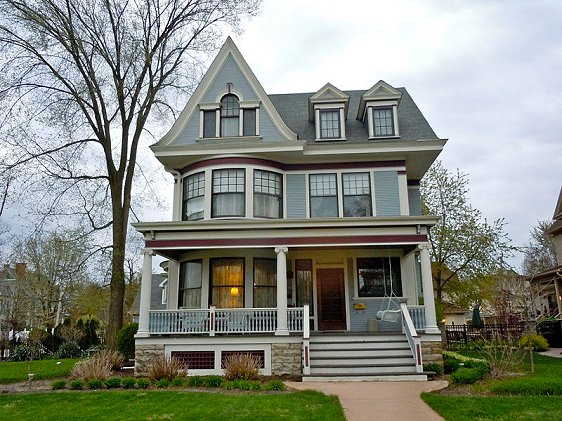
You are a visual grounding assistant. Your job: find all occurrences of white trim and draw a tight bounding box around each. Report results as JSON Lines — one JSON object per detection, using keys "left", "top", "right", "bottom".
{"left": 214, "top": 87, "right": 244, "bottom": 103}
{"left": 398, "top": 172, "right": 409, "bottom": 216}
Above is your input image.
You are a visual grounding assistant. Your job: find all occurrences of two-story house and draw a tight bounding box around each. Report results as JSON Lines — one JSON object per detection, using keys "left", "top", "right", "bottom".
{"left": 133, "top": 37, "right": 446, "bottom": 381}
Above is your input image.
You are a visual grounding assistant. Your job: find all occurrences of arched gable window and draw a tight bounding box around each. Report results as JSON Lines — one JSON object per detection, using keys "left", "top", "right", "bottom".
{"left": 220, "top": 94, "right": 240, "bottom": 137}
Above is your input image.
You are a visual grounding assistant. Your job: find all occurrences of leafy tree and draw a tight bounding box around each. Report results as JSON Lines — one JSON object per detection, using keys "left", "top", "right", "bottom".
{"left": 420, "top": 161, "right": 515, "bottom": 307}
{"left": 522, "top": 220, "right": 557, "bottom": 276}
{"left": 0, "top": 0, "right": 261, "bottom": 347}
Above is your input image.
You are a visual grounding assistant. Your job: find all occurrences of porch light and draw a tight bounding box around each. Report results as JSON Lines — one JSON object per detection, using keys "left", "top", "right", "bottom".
{"left": 230, "top": 287, "right": 239, "bottom": 296}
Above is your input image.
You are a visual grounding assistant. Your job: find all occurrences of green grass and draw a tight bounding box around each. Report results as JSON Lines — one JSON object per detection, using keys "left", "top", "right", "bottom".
{"left": 0, "top": 359, "right": 78, "bottom": 384}
{"left": 423, "top": 352, "right": 562, "bottom": 420}
{"left": 0, "top": 390, "right": 344, "bottom": 421}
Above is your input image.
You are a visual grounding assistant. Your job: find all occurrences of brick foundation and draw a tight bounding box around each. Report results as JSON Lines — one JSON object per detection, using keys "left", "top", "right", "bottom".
{"left": 135, "top": 344, "right": 165, "bottom": 377}
{"left": 271, "top": 343, "right": 301, "bottom": 376}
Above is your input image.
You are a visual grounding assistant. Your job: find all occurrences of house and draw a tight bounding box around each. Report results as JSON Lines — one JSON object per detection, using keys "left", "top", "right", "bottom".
{"left": 529, "top": 187, "right": 562, "bottom": 345}
{"left": 133, "top": 37, "right": 446, "bottom": 380}
{"left": 129, "top": 273, "right": 168, "bottom": 323}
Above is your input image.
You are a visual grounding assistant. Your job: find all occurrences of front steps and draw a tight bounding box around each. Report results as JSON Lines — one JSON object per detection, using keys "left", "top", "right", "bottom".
{"left": 303, "top": 333, "right": 427, "bottom": 382}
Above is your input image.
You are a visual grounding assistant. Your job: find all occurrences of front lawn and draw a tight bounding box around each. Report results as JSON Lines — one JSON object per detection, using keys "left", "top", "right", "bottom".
{"left": 0, "top": 359, "right": 78, "bottom": 384}
{"left": 423, "top": 352, "right": 562, "bottom": 420}
{"left": 0, "top": 389, "right": 345, "bottom": 421}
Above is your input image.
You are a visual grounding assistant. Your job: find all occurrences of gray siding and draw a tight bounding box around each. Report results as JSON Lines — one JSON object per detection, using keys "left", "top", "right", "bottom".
{"left": 408, "top": 186, "right": 422, "bottom": 216}
{"left": 374, "top": 171, "right": 400, "bottom": 216}
{"left": 203, "top": 54, "right": 258, "bottom": 102}
{"left": 259, "top": 109, "right": 284, "bottom": 141}
{"left": 286, "top": 174, "right": 306, "bottom": 218}
{"left": 173, "top": 112, "right": 200, "bottom": 145}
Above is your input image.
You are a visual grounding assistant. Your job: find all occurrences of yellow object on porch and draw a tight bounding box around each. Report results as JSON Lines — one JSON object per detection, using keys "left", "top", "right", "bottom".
{"left": 353, "top": 303, "right": 367, "bottom": 310}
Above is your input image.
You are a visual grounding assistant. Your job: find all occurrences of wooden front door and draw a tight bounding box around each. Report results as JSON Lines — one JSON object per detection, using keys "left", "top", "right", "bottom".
{"left": 317, "top": 268, "right": 346, "bottom": 331}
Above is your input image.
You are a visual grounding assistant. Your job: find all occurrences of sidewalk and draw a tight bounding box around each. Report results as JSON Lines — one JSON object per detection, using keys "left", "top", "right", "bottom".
{"left": 287, "top": 380, "right": 448, "bottom": 421}
{"left": 539, "top": 347, "right": 562, "bottom": 358}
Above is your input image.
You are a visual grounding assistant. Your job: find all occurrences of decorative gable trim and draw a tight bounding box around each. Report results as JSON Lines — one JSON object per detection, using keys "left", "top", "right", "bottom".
{"left": 357, "top": 80, "right": 402, "bottom": 120}
{"left": 308, "top": 83, "right": 350, "bottom": 121}
{"left": 154, "top": 37, "right": 297, "bottom": 148}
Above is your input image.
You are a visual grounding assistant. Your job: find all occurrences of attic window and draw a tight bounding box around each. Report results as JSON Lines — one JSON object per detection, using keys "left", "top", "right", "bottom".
{"left": 373, "top": 107, "right": 395, "bottom": 136}
{"left": 220, "top": 94, "right": 240, "bottom": 136}
{"left": 319, "top": 110, "right": 341, "bottom": 139}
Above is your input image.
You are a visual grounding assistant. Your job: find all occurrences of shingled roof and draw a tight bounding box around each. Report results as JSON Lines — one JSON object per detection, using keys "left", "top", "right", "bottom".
{"left": 268, "top": 88, "right": 438, "bottom": 143}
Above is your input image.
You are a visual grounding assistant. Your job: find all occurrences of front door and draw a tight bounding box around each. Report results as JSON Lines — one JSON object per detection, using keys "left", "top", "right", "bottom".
{"left": 317, "top": 268, "right": 346, "bottom": 330}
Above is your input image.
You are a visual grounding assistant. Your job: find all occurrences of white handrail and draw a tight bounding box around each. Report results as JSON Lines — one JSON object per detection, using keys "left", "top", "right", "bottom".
{"left": 400, "top": 303, "right": 423, "bottom": 373}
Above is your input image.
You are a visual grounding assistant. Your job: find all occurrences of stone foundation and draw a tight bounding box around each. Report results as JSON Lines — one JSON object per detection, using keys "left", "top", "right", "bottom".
{"left": 271, "top": 343, "right": 301, "bottom": 376}
{"left": 421, "top": 340, "right": 443, "bottom": 366}
{"left": 135, "top": 344, "right": 165, "bottom": 377}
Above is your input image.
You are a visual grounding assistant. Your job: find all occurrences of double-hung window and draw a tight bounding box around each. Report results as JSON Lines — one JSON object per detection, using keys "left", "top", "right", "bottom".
{"left": 212, "top": 169, "right": 245, "bottom": 217}
{"left": 357, "top": 257, "right": 402, "bottom": 298}
{"left": 183, "top": 172, "right": 205, "bottom": 221}
{"left": 343, "top": 173, "right": 371, "bottom": 217}
{"left": 373, "top": 107, "right": 395, "bottom": 137}
{"left": 179, "top": 261, "right": 202, "bottom": 308}
{"left": 220, "top": 94, "right": 240, "bottom": 137}
{"left": 309, "top": 174, "right": 338, "bottom": 217}
{"left": 253, "top": 258, "right": 277, "bottom": 308}
{"left": 254, "top": 170, "right": 282, "bottom": 218}
{"left": 319, "top": 109, "right": 340, "bottom": 139}
{"left": 210, "top": 258, "right": 244, "bottom": 308}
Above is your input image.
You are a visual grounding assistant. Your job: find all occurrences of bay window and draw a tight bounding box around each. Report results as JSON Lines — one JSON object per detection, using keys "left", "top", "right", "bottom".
{"left": 310, "top": 174, "right": 338, "bottom": 217}
{"left": 254, "top": 170, "right": 282, "bottom": 218}
{"left": 343, "top": 173, "right": 371, "bottom": 217}
{"left": 210, "top": 258, "right": 244, "bottom": 308}
{"left": 212, "top": 169, "right": 245, "bottom": 217}
{"left": 183, "top": 172, "right": 205, "bottom": 221}
{"left": 178, "top": 260, "right": 202, "bottom": 308}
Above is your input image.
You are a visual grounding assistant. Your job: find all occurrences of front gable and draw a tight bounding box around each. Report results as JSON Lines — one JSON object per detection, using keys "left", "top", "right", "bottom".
{"left": 155, "top": 37, "right": 297, "bottom": 148}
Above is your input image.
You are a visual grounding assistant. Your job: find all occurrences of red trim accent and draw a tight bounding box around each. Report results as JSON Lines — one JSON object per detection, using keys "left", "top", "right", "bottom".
{"left": 416, "top": 344, "right": 422, "bottom": 365}
{"left": 304, "top": 345, "right": 309, "bottom": 367}
{"left": 179, "top": 157, "right": 406, "bottom": 174}
{"left": 146, "top": 234, "right": 427, "bottom": 249}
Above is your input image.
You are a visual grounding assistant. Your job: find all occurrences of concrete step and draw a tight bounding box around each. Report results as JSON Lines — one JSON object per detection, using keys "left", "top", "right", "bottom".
{"left": 303, "top": 373, "right": 428, "bottom": 382}
{"left": 310, "top": 348, "right": 412, "bottom": 358}
{"left": 311, "top": 356, "right": 414, "bottom": 366}
{"left": 310, "top": 334, "right": 405, "bottom": 343}
{"left": 310, "top": 364, "right": 416, "bottom": 375}
{"left": 310, "top": 340, "right": 409, "bottom": 350}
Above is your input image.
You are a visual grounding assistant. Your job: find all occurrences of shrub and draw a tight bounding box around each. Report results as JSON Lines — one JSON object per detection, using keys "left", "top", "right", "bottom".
{"left": 223, "top": 353, "right": 260, "bottom": 380}
{"left": 265, "top": 379, "right": 286, "bottom": 391}
{"left": 147, "top": 355, "right": 185, "bottom": 381}
{"left": 98, "top": 349, "right": 125, "bottom": 370}
{"left": 423, "top": 362, "right": 444, "bottom": 375}
{"left": 224, "top": 379, "right": 262, "bottom": 391}
{"left": 203, "top": 375, "right": 223, "bottom": 388}
{"left": 490, "top": 378, "right": 562, "bottom": 395}
{"left": 451, "top": 366, "right": 488, "bottom": 385}
{"left": 69, "top": 379, "right": 85, "bottom": 390}
{"left": 87, "top": 379, "right": 104, "bottom": 389}
{"left": 136, "top": 378, "right": 150, "bottom": 389}
{"left": 70, "top": 352, "right": 112, "bottom": 381}
{"left": 104, "top": 377, "right": 122, "bottom": 389}
{"left": 188, "top": 376, "right": 204, "bottom": 387}
{"left": 443, "top": 357, "right": 461, "bottom": 374}
{"left": 155, "top": 378, "right": 170, "bottom": 388}
{"left": 518, "top": 334, "right": 549, "bottom": 352}
{"left": 51, "top": 380, "right": 66, "bottom": 390}
{"left": 8, "top": 344, "right": 39, "bottom": 361}
{"left": 171, "top": 376, "right": 185, "bottom": 387}
{"left": 56, "top": 341, "right": 82, "bottom": 359}
{"left": 117, "top": 323, "right": 138, "bottom": 360}
{"left": 121, "top": 377, "right": 136, "bottom": 389}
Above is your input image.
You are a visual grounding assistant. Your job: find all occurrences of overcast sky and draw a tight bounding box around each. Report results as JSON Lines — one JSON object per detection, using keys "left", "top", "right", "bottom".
{"left": 225, "top": 0, "right": 561, "bottom": 269}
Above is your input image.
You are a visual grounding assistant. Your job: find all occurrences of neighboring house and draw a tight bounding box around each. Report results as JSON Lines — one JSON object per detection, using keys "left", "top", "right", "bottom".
{"left": 133, "top": 37, "right": 446, "bottom": 380}
{"left": 442, "top": 304, "right": 467, "bottom": 326}
{"left": 129, "top": 273, "right": 168, "bottom": 323}
{"left": 0, "top": 264, "right": 27, "bottom": 325}
{"left": 530, "top": 188, "right": 562, "bottom": 322}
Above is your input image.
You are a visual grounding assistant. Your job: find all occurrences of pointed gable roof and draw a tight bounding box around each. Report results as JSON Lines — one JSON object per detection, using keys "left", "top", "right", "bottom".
{"left": 308, "top": 83, "right": 349, "bottom": 121}
{"left": 357, "top": 80, "right": 403, "bottom": 120}
{"left": 154, "top": 37, "right": 296, "bottom": 147}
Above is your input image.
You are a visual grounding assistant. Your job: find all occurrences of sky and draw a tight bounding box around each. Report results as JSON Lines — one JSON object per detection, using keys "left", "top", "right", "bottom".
{"left": 223, "top": 0, "right": 561, "bottom": 269}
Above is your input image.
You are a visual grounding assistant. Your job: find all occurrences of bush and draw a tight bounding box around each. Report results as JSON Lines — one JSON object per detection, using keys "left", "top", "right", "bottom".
{"left": 203, "top": 375, "right": 223, "bottom": 388}
{"left": 155, "top": 378, "right": 170, "bottom": 388}
{"left": 223, "top": 353, "right": 260, "bottom": 380}
{"left": 8, "top": 344, "right": 40, "bottom": 361}
{"left": 117, "top": 323, "right": 138, "bottom": 360}
{"left": 423, "top": 362, "right": 444, "bottom": 375}
{"left": 490, "top": 378, "right": 562, "bottom": 395}
{"left": 443, "top": 357, "right": 461, "bottom": 374}
{"left": 104, "top": 377, "right": 122, "bottom": 389}
{"left": 75, "top": 316, "right": 101, "bottom": 350}
{"left": 51, "top": 380, "right": 66, "bottom": 390}
{"left": 87, "top": 379, "right": 104, "bottom": 389}
{"left": 56, "top": 341, "right": 82, "bottom": 359}
{"left": 451, "top": 366, "right": 488, "bottom": 385}
{"left": 147, "top": 355, "right": 185, "bottom": 381}
{"left": 188, "top": 376, "right": 204, "bottom": 387}
{"left": 70, "top": 352, "right": 112, "bottom": 381}
{"left": 121, "top": 377, "right": 136, "bottom": 389}
{"left": 171, "top": 376, "right": 185, "bottom": 387}
{"left": 224, "top": 379, "right": 262, "bottom": 391}
{"left": 265, "top": 379, "right": 286, "bottom": 391}
{"left": 98, "top": 349, "right": 125, "bottom": 370}
{"left": 136, "top": 378, "right": 150, "bottom": 389}
{"left": 69, "top": 379, "right": 85, "bottom": 390}
{"left": 518, "top": 334, "right": 549, "bottom": 352}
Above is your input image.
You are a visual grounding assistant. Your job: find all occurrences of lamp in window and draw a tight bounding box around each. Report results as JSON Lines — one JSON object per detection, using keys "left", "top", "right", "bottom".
{"left": 230, "top": 287, "right": 239, "bottom": 297}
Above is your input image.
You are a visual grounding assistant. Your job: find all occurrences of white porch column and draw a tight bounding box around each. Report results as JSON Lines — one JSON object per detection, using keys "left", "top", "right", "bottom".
{"left": 275, "top": 246, "right": 289, "bottom": 336}
{"left": 419, "top": 244, "right": 440, "bottom": 334}
{"left": 137, "top": 249, "right": 154, "bottom": 337}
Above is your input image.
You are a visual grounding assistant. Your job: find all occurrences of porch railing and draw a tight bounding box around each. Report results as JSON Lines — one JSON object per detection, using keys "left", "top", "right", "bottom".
{"left": 407, "top": 305, "right": 426, "bottom": 331}
{"left": 148, "top": 307, "right": 305, "bottom": 335}
{"left": 400, "top": 303, "right": 423, "bottom": 373}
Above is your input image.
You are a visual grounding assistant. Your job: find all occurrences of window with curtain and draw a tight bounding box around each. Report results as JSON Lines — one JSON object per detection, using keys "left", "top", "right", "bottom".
{"left": 210, "top": 258, "right": 244, "bottom": 308}
{"left": 183, "top": 172, "right": 205, "bottom": 221}
{"left": 295, "top": 259, "right": 314, "bottom": 315}
{"left": 253, "top": 258, "right": 277, "bottom": 308}
{"left": 373, "top": 107, "right": 394, "bottom": 136}
{"left": 220, "top": 94, "right": 240, "bottom": 137}
{"left": 357, "top": 257, "right": 402, "bottom": 297}
{"left": 343, "top": 173, "right": 371, "bottom": 217}
{"left": 310, "top": 173, "right": 338, "bottom": 217}
{"left": 178, "top": 260, "right": 202, "bottom": 308}
{"left": 203, "top": 110, "right": 216, "bottom": 138}
{"left": 319, "top": 109, "right": 340, "bottom": 139}
{"left": 254, "top": 170, "right": 282, "bottom": 218}
{"left": 212, "top": 169, "right": 245, "bottom": 217}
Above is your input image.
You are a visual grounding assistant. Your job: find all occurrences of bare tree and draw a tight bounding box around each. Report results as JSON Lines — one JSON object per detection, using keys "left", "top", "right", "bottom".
{"left": 522, "top": 220, "right": 557, "bottom": 276}
{"left": 0, "top": 0, "right": 260, "bottom": 347}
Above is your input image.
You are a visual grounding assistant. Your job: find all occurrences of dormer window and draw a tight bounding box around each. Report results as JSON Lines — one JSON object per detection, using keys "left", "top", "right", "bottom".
{"left": 319, "top": 109, "right": 341, "bottom": 139}
{"left": 373, "top": 107, "right": 395, "bottom": 137}
{"left": 358, "top": 80, "right": 402, "bottom": 139}
{"left": 309, "top": 83, "right": 349, "bottom": 142}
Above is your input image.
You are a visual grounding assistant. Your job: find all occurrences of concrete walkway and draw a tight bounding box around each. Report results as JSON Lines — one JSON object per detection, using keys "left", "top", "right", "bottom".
{"left": 286, "top": 380, "right": 448, "bottom": 421}
{"left": 539, "top": 347, "right": 562, "bottom": 358}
